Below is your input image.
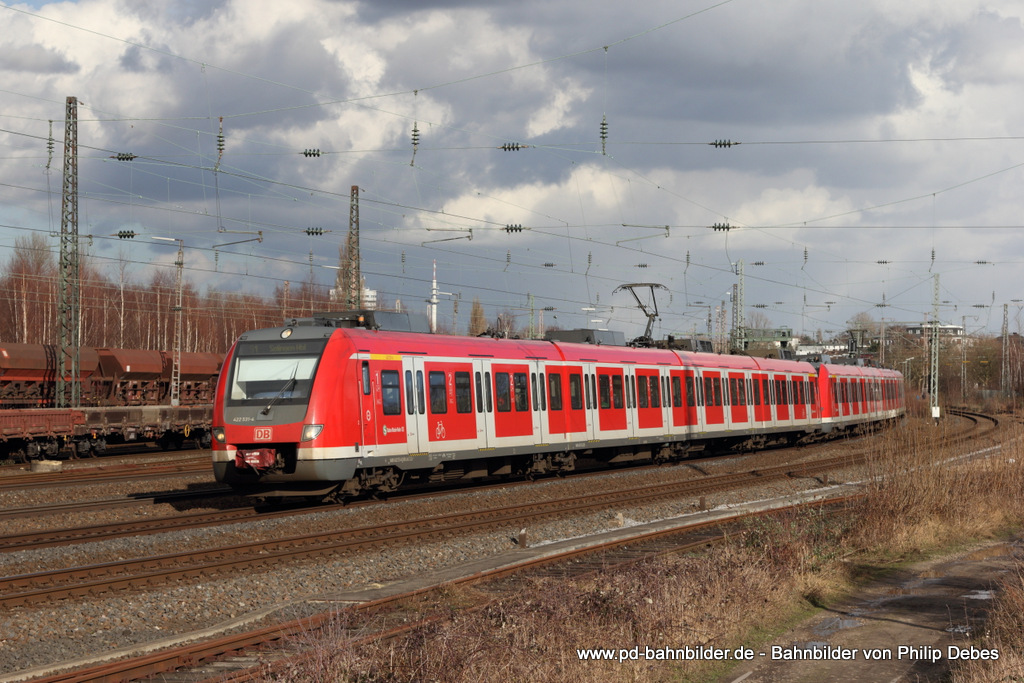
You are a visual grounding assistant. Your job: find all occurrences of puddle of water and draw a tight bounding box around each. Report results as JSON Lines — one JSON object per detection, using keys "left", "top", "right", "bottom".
{"left": 961, "top": 590, "right": 994, "bottom": 600}
{"left": 813, "top": 617, "right": 861, "bottom": 636}
{"left": 963, "top": 544, "right": 1012, "bottom": 562}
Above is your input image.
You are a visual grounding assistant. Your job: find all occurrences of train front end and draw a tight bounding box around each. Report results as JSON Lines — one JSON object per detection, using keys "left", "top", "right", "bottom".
{"left": 212, "top": 324, "right": 356, "bottom": 499}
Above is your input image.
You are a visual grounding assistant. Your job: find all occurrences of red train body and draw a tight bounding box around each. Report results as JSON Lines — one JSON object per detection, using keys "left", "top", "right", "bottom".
{"left": 212, "top": 320, "right": 905, "bottom": 500}
{"left": 0, "top": 342, "right": 221, "bottom": 460}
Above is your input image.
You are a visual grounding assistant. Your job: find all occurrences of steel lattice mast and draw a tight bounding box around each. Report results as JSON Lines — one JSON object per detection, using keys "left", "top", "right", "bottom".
{"left": 56, "top": 96, "right": 80, "bottom": 408}
{"left": 345, "top": 185, "right": 360, "bottom": 309}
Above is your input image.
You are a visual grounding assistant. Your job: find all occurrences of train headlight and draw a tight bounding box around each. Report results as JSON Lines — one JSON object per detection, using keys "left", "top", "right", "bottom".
{"left": 212, "top": 427, "right": 226, "bottom": 443}
{"left": 300, "top": 424, "right": 324, "bottom": 441}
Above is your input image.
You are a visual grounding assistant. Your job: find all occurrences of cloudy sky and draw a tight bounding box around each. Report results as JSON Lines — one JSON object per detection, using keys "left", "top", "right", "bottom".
{"left": 2, "top": 0, "right": 1024, "bottom": 341}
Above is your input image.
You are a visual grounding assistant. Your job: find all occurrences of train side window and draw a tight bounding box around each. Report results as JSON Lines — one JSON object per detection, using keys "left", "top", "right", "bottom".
{"left": 584, "top": 374, "right": 592, "bottom": 410}
{"left": 672, "top": 376, "right": 682, "bottom": 407}
{"left": 548, "top": 373, "right": 563, "bottom": 411}
{"left": 485, "top": 372, "right": 493, "bottom": 412}
{"left": 599, "top": 375, "right": 611, "bottom": 410}
{"left": 540, "top": 373, "right": 547, "bottom": 411}
{"left": 381, "top": 370, "right": 401, "bottom": 415}
{"left": 416, "top": 370, "right": 425, "bottom": 415}
{"left": 685, "top": 376, "right": 695, "bottom": 407}
{"left": 429, "top": 371, "right": 447, "bottom": 414}
{"left": 362, "top": 361, "right": 371, "bottom": 395}
{"left": 531, "top": 373, "right": 539, "bottom": 412}
{"left": 455, "top": 371, "right": 472, "bottom": 414}
{"left": 650, "top": 376, "right": 661, "bottom": 408}
{"left": 514, "top": 372, "right": 529, "bottom": 411}
{"left": 495, "top": 373, "right": 511, "bottom": 412}
{"left": 810, "top": 382, "right": 817, "bottom": 405}
{"left": 728, "top": 378, "right": 738, "bottom": 406}
{"left": 475, "top": 372, "right": 483, "bottom": 413}
{"left": 662, "top": 377, "right": 670, "bottom": 407}
{"left": 569, "top": 373, "right": 583, "bottom": 410}
{"left": 703, "top": 377, "right": 713, "bottom": 407}
{"left": 637, "top": 376, "right": 648, "bottom": 408}
{"left": 630, "top": 375, "right": 636, "bottom": 409}
{"left": 753, "top": 378, "right": 761, "bottom": 406}
{"left": 612, "top": 375, "right": 624, "bottom": 409}
{"left": 713, "top": 378, "right": 723, "bottom": 406}
{"left": 405, "top": 370, "right": 415, "bottom": 415}
{"left": 695, "top": 376, "right": 704, "bottom": 406}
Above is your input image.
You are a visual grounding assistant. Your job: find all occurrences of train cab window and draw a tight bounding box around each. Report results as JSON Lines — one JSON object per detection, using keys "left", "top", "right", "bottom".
{"left": 599, "top": 375, "right": 611, "bottom": 410}
{"left": 362, "top": 361, "right": 371, "bottom": 395}
{"left": 672, "top": 376, "right": 683, "bottom": 407}
{"left": 475, "top": 372, "right": 483, "bottom": 413}
{"left": 531, "top": 373, "right": 539, "bottom": 411}
{"left": 484, "top": 372, "right": 493, "bottom": 412}
{"left": 405, "top": 370, "right": 415, "bottom": 415}
{"left": 685, "top": 376, "right": 696, "bottom": 407}
{"left": 455, "top": 372, "right": 472, "bottom": 414}
{"left": 416, "top": 370, "right": 426, "bottom": 415}
{"left": 637, "top": 376, "right": 649, "bottom": 408}
{"left": 548, "top": 373, "right": 563, "bottom": 411}
{"left": 540, "top": 373, "right": 547, "bottom": 411}
{"left": 429, "top": 371, "right": 447, "bottom": 414}
{"left": 612, "top": 375, "right": 624, "bottom": 409}
{"left": 381, "top": 370, "right": 401, "bottom": 415}
{"left": 569, "top": 373, "right": 583, "bottom": 410}
{"left": 514, "top": 372, "right": 529, "bottom": 411}
{"left": 495, "top": 373, "right": 511, "bottom": 412}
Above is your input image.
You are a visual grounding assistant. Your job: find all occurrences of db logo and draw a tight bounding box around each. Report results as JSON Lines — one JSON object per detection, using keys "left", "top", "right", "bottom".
{"left": 254, "top": 427, "right": 273, "bottom": 440}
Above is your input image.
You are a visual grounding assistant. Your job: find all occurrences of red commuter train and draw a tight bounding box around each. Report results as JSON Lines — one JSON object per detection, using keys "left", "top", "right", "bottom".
{"left": 212, "top": 314, "right": 905, "bottom": 501}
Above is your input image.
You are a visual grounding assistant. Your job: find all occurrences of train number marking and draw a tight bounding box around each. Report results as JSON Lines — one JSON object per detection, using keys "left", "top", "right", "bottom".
{"left": 254, "top": 427, "right": 273, "bottom": 441}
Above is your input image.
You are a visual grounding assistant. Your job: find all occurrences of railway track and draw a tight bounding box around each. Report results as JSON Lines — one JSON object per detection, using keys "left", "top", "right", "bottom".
{"left": 25, "top": 495, "right": 854, "bottom": 683}
{"left": 0, "top": 409, "right": 996, "bottom": 554}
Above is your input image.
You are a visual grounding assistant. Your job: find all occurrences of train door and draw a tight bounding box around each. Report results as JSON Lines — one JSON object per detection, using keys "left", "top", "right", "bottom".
{"left": 473, "top": 359, "right": 491, "bottom": 449}
{"left": 702, "top": 371, "right": 724, "bottom": 428}
{"left": 356, "top": 357, "right": 379, "bottom": 450}
{"left": 491, "top": 362, "right": 534, "bottom": 443}
{"left": 403, "top": 356, "right": 427, "bottom": 454}
{"left": 596, "top": 366, "right": 627, "bottom": 434}
{"left": 773, "top": 374, "right": 790, "bottom": 422}
{"left": 728, "top": 372, "right": 748, "bottom": 425}
{"left": 752, "top": 373, "right": 770, "bottom": 423}
{"left": 635, "top": 368, "right": 663, "bottom": 431}
{"left": 791, "top": 377, "right": 807, "bottom": 422}
{"left": 530, "top": 361, "right": 545, "bottom": 445}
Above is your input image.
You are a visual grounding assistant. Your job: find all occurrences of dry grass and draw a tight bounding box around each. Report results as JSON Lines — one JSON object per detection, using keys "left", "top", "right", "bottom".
{"left": 253, "top": 413, "right": 1024, "bottom": 682}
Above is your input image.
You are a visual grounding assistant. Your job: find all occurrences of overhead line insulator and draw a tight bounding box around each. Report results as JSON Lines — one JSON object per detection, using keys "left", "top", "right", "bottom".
{"left": 302, "top": 149, "right": 321, "bottom": 158}
{"left": 710, "top": 139, "right": 738, "bottom": 148}
{"left": 112, "top": 153, "right": 136, "bottom": 161}
{"left": 504, "top": 224, "right": 524, "bottom": 233}
{"left": 116, "top": 230, "right": 136, "bottom": 239}
{"left": 305, "top": 227, "right": 326, "bottom": 236}
{"left": 709, "top": 222, "right": 731, "bottom": 232}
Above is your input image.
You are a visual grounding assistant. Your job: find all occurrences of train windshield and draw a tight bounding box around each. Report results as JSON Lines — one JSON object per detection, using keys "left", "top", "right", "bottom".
{"left": 227, "top": 338, "right": 328, "bottom": 406}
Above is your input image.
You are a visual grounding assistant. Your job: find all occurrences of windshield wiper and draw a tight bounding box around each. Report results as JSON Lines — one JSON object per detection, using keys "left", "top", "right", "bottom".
{"left": 261, "top": 365, "right": 298, "bottom": 415}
